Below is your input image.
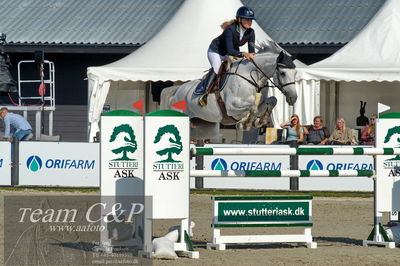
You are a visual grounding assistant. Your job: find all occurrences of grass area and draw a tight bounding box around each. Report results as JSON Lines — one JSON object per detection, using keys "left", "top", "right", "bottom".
{"left": 191, "top": 189, "right": 373, "bottom": 198}
{"left": 0, "top": 187, "right": 373, "bottom": 197}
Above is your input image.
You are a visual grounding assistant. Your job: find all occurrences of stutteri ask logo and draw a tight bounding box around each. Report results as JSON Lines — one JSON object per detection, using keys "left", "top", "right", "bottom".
{"left": 107, "top": 124, "right": 139, "bottom": 178}
{"left": 384, "top": 126, "right": 400, "bottom": 146}
{"left": 154, "top": 124, "right": 183, "bottom": 162}
{"left": 152, "top": 124, "right": 184, "bottom": 180}
{"left": 27, "top": 155, "right": 43, "bottom": 172}
{"left": 383, "top": 126, "right": 400, "bottom": 168}
{"left": 109, "top": 124, "right": 137, "bottom": 161}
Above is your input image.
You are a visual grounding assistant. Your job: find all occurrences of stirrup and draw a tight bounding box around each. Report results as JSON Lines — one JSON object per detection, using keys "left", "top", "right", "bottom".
{"left": 199, "top": 93, "right": 208, "bottom": 107}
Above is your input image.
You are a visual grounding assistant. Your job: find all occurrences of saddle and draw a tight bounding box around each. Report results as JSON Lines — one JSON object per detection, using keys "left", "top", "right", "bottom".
{"left": 197, "top": 56, "right": 239, "bottom": 107}
{"left": 208, "top": 61, "right": 229, "bottom": 93}
{"left": 197, "top": 57, "right": 242, "bottom": 125}
{"left": 194, "top": 62, "right": 227, "bottom": 96}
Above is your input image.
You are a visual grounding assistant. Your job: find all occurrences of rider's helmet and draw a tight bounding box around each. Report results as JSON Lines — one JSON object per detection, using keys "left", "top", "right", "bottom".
{"left": 236, "top": 6, "right": 256, "bottom": 20}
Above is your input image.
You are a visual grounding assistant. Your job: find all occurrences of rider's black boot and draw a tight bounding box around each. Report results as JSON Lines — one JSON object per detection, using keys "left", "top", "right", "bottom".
{"left": 199, "top": 70, "right": 216, "bottom": 107}
{"left": 204, "top": 70, "right": 216, "bottom": 92}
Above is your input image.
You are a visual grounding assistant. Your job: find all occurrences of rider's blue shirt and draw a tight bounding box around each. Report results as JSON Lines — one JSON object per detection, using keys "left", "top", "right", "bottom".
{"left": 209, "top": 22, "right": 255, "bottom": 57}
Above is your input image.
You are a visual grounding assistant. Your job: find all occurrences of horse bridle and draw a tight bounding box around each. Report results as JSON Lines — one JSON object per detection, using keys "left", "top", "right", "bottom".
{"left": 273, "top": 63, "right": 296, "bottom": 93}
{"left": 225, "top": 58, "right": 295, "bottom": 93}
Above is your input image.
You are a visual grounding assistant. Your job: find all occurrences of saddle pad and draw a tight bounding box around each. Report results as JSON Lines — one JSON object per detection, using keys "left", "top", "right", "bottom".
{"left": 193, "top": 75, "right": 229, "bottom": 96}
{"left": 193, "top": 79, "right": 205, "bottom": 95}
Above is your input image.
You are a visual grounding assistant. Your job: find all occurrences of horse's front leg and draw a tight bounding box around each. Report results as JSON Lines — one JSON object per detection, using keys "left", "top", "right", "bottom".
{"left": 254, "top": 96, "right": 277, "bottom": 128}
{"left": 237, "top": 93, "right": 261, "bottom": 131}
{"left": 236, "top": 112, "right": 249, "bottom": 130}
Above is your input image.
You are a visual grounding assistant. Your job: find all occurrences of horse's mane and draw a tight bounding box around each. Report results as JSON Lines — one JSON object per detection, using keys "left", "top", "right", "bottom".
{"left": 255, "top": 41, "right": 291, "bottom": 56}
{"left": 255, "top": 41, "right": 277, "bottom": 54}
{"left": 254, "top": 41, "right": 295, "bottom": 68}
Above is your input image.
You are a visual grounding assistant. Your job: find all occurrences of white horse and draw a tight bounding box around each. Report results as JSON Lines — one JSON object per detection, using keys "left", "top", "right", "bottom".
{"left": 160, "top": 42, "right": 297, "bottom": 139}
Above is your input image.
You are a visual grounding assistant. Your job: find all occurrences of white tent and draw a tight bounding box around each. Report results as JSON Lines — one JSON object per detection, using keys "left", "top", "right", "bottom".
{"left": 295, "top": 0, "right": 400, "bottom": 129}
{"left": 87, "top": 0, "right": 317, "bottom": 140}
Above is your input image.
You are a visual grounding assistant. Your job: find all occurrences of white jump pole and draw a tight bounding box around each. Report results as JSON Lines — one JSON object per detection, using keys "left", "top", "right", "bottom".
{"left": 190, "top": 169, "right": 374, "bottom": 177}
{"left": 192, "top": 147, "right": 400, "bottom": 156}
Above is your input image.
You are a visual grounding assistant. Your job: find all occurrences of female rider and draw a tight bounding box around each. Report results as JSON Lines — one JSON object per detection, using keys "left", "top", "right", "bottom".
{"left": 204, "top": 6, "right": 256, "bottom": 91}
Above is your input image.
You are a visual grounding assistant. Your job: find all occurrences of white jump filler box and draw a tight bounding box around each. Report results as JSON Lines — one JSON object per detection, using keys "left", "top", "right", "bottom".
{"left": 100, "top": 110, "right": 144, "bottom": 249}
{"left": 144, "top": 110, "right": 190, "bottom": 219}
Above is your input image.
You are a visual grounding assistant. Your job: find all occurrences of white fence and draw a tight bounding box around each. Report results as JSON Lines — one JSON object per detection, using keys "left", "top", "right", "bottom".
{"left": 0, "top": 141, "right": 99, "bottom": 187}
{"left": 0, "top": 142, "right": 378, "bottom": 190}
{"left": 190, "top": 144, "right": 374, "bottom": 191}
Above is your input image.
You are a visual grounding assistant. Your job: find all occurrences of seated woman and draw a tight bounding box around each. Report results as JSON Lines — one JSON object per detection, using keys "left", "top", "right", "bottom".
{"left": 327, "top": 118, "right": 354, "bottom": 145}
{"left": 306, "top": 116, "right": 330, "bottom": 145}
{"left": 280, "top": 114, "right": 304, "bottom": 146}
{"left": 360, "top": 114, "right": 376, "bottom": 145}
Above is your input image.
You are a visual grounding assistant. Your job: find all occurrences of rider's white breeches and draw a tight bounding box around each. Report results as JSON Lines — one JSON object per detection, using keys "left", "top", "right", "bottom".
{"left": 207, "top": 48, "right": 227, "bottom": 74}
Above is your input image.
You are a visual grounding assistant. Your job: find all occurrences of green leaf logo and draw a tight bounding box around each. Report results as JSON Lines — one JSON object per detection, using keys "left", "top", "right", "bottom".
{"left": 109, "top": 124, "right": 137, "bottom": 161}
{"left": 384, "top": 126, "right": 400, "bottom": 146}
{"left": 384, "top": 126, "right": 400, "bottom": 161}
{"left": 154, "top": 125, "right": 183, "bottom": 162}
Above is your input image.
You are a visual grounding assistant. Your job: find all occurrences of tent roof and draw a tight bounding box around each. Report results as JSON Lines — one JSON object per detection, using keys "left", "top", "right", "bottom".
{"left": 245, "top": 0, "right": 385, "bottom": 45}
{"left": 87, "top": 0, "right": 274, "bottom": 82}
{"left": 295, "top": 0, "right": 400, "bottom": 82}
{"left": 0, "top": 0, "right": 384, "bottom": 47}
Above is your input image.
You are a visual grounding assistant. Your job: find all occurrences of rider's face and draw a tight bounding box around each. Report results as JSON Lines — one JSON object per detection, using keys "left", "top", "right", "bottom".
{"left": 239, "top": 18, "right": 252, "bottom": 29}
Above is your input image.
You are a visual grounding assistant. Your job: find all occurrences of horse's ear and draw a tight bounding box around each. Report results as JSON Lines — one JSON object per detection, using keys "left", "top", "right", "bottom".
{"left": 276, "top": 51, "right": 285, "bottom": 66}
{"left": 278, "top": 51, "right": 284, "bottom": 61}
{"left": 277, "top": 51, "right": 296, "bottom": 68}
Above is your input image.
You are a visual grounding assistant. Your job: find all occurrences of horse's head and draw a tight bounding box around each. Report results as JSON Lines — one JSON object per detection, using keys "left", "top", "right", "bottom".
{"left": 254, "top": 41, "right": 297, "bottom": 106}
{"left": 274, "top": 51, "right": 297, "bottom": 105}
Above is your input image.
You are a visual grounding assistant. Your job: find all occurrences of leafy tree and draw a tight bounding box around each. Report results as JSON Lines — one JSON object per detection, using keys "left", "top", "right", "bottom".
{"left": 384, "top": 126, "right": 400, "bottom": 145}
{"left": 109, "top": 124, "right": 137, "bottom": 161}
{"left": 154, "top": 124, "right": 182, "bottom": 162}
{"left": 384, "top": 126, "right": 400, "bottom": 160}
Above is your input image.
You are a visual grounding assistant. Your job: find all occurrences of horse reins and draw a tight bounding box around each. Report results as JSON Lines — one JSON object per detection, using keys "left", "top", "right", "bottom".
{"left": 210, "top": 56, "right": 295, "bottom": 124}
{"left": 225, "top": 58, "right": 295, "bottom": 93}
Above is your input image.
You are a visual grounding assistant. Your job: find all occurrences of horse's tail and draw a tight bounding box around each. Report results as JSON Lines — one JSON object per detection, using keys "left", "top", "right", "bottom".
{"left": 160, "top": 85, "right": 179, "bottom": 110}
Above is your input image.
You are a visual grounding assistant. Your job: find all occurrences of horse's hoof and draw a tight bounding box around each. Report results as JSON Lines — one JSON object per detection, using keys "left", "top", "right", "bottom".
{"left": 244, "top": 124, "right": 252, "bottom": 131}
{"left": 258, "top": 118, "right": 267, "bottom": 127}
{"left": 254, "top": 119, "right": 262, "bottom": 128}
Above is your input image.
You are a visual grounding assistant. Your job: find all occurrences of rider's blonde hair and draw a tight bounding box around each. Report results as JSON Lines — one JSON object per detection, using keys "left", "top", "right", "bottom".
{"left": 220, "top": 19, "right": 236, "bottom": 30}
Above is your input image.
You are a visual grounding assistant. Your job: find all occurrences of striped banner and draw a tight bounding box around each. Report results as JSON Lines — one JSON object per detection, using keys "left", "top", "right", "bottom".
{"left": 190, "top": 170, "right": 375, "bottom": 177}
{"left": 192, "top": 147, "right": 400, "bottom": 156}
